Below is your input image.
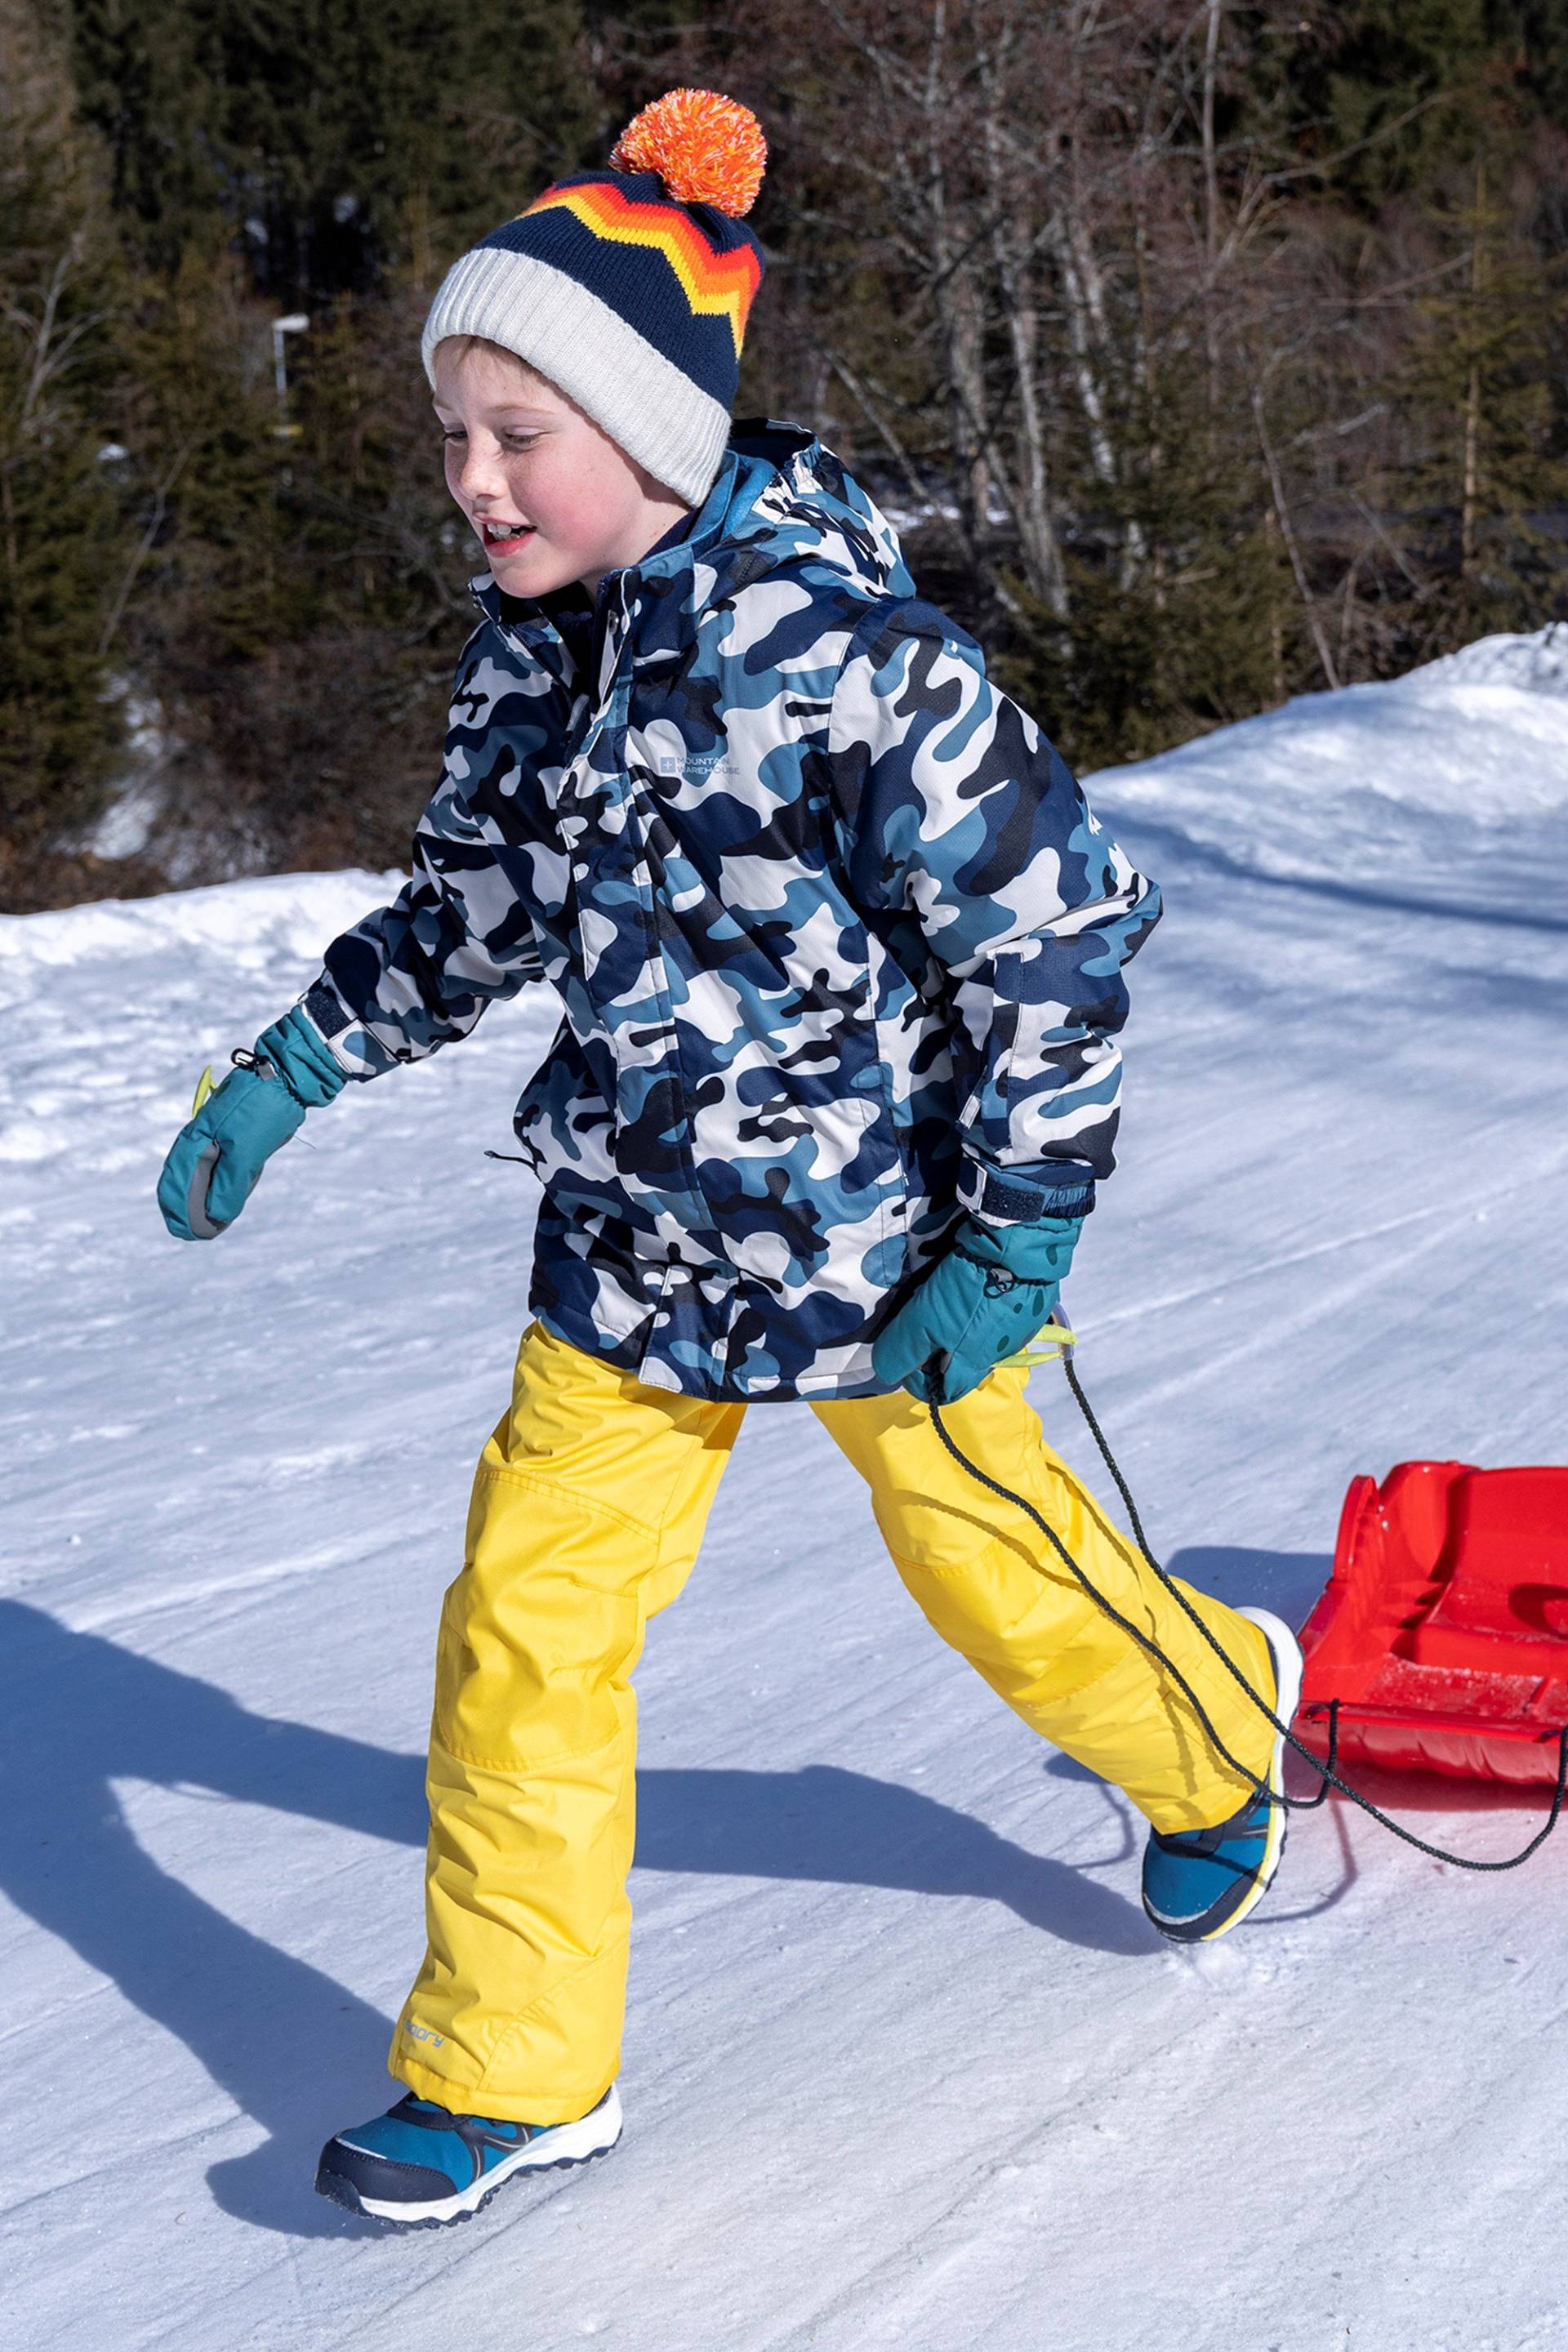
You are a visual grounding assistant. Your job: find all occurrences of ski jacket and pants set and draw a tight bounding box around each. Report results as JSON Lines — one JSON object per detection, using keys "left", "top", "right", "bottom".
{"left": 301, "top": 428, "right": 1275, "bottom": 2124}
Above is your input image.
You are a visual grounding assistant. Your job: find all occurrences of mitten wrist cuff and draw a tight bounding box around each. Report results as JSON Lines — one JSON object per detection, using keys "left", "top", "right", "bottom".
{"left": 952, "top": 1207, "right": 1083, "bottom": 1285}
{"left": 254, "top": 1005, "right": 348, "bottom": 1110}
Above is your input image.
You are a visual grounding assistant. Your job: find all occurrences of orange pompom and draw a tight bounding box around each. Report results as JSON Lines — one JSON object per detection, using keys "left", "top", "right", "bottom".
{"left": 609, "top": 88, "right": 768, "bottom": 218}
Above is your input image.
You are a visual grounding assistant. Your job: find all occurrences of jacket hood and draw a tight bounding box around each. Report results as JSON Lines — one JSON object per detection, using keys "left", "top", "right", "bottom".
{"left": 687, "top": 421, "right": 917, "bottom": 601}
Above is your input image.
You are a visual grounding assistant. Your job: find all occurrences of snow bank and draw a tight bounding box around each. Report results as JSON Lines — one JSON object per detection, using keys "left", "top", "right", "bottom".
{"left": 1096, "top": 622, "right": 1568, "bottom": 908}
{"left": 0, "top": 867, "right": 402, "bottom": 982}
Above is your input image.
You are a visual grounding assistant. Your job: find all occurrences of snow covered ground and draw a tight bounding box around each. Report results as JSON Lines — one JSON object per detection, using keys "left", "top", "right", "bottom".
{"left": 3, "top": 629, "right": 1567, "bottom": 2351}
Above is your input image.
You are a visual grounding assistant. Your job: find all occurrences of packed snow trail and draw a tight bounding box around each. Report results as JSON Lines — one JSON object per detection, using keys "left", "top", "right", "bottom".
{"left": 2, "top": 632, "right": 1566, "bottom": 2351}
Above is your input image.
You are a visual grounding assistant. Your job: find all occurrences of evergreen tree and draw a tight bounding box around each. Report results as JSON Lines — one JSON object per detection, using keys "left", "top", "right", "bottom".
{"left": 995, "top": 364, "right": 1299, "bottom": 776}
{"left": 116, "top": 262, "right": 482, "bottom": 877}
{"left": 65, "top": 0, "right": 224, "bottom": 280}
{"left": 1396, "top": 149, "right": 1568, "bottom": 643}
{"left": 70, "top": 0, "right": 595, "bottom": 301}
{"left": 53, "top": 0, "right": 603, "bottom": 883}
{"left": 1284, "top": 0, "right": 1494, "bottom": 205}
{"left": 0, "top": 0, "right": 135, "bottom": 910}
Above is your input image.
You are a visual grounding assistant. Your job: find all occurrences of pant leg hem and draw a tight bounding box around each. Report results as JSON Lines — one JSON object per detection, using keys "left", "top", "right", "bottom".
{"left": 389, "top": 2048, "right": 617, "bottom": 2129}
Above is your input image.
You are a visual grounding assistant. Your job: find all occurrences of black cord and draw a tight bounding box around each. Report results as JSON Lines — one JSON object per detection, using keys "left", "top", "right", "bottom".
{"left": 924, "top": 1353, "right": 1568, "bottom": 1873}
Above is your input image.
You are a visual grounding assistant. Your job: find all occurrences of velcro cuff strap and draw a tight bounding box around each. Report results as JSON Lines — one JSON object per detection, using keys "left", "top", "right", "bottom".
{"left": 302, "top": 978, "right": 351, "bottom": 1042}
{"left": 957, "top": 1156, "right": 1096, "bottom": 1226}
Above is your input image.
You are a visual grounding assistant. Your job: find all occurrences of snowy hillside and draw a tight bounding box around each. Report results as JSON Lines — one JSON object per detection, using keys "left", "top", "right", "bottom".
{"left": 3, "top": 630, "right": 1567, "bottom": 2351}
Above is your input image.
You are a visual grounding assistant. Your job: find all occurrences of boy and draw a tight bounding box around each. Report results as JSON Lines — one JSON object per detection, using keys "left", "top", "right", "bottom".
{"left": 158, "top": 90, "right": 1301, "bottom": 2230}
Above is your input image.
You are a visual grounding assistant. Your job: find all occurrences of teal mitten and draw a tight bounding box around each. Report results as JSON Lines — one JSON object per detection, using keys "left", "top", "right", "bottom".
{"left": 871, "top": 1212, "right": 1082, "bottom": 1405}
{"left": 157, "top": 1006, "right": 345, "bottom": 1241}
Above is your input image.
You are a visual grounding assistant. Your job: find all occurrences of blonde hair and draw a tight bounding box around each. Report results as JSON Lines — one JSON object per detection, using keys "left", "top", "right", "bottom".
{"left": 430, "top": 333, "right": 555, "bottom": 390}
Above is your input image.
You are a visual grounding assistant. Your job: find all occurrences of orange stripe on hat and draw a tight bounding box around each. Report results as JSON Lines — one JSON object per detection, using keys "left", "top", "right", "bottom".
{"left": 522, "top": 181, "right": 763, "bottom": 355}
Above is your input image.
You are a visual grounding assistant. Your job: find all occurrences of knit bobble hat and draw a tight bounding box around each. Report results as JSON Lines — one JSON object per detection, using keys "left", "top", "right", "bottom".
{"left": 421, "top": 89, "right": 768, "bottom": 507}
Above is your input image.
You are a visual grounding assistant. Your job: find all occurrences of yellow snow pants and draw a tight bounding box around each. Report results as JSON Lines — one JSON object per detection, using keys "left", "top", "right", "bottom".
{"left": 391, "top": 1319, "right": 1273, "bottom": 2123}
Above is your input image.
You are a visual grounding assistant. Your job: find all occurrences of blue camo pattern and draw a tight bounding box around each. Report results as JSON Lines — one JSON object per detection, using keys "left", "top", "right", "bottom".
{"left": 301, "top": 422, "right": 1161, "bottom": 1401}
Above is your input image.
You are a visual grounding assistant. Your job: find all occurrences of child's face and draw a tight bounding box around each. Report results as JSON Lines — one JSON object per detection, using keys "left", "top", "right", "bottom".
{"left": 432, "top": 338, "right": 686, "bottom": 601}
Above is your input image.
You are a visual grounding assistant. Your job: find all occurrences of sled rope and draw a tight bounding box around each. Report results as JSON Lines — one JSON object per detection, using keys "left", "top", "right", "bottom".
{"left": 927, "top": 1350, "right": 1568, "bottom": 1873}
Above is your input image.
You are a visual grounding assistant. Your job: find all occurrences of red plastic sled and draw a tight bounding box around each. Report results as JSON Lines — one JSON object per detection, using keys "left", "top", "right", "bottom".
{"left": 1293, "top": 1460, "right": 1568, "bottom": 1785}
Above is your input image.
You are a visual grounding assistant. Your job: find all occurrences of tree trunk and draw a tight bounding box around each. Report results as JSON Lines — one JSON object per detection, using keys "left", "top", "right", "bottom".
{"left": 1460, "top": 156, "right": 1486, "bottom": 581}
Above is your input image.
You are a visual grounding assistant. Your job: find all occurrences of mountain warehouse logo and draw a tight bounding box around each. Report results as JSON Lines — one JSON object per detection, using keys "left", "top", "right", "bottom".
{"left": 654, "top": 747, "right": 730, "bottom": 780}
{"left": 403, "top": 2018, "right": 447, "bottom": 2048}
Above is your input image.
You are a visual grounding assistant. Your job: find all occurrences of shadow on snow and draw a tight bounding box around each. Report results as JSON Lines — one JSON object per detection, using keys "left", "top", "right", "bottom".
{"left": 2, "top": 1553, "right": 1355, "bottom": 2241}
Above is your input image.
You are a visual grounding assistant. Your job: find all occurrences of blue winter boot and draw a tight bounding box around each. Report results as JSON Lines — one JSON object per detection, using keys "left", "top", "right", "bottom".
{"left": 315, "top": 2082, "right": 622, "bottom": 2228}
{"left": 1140, "top": 1607, "right": 1304, "bottom": 1944}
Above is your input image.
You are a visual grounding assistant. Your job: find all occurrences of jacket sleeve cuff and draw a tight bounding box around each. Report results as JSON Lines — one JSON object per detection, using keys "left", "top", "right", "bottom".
{"left": 957, "top": 1152, "right": 1097, "bottom": 1226}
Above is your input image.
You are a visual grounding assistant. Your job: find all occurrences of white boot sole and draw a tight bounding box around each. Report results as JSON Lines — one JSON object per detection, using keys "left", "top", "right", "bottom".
{"left": 343, "top": 2084, "right": 624, "bottom": 2229}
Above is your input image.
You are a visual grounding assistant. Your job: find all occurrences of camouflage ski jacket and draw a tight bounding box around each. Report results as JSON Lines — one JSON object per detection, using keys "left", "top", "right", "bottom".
{"left": 302, "top": 424, "right": 1161, "bottom": 1401}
